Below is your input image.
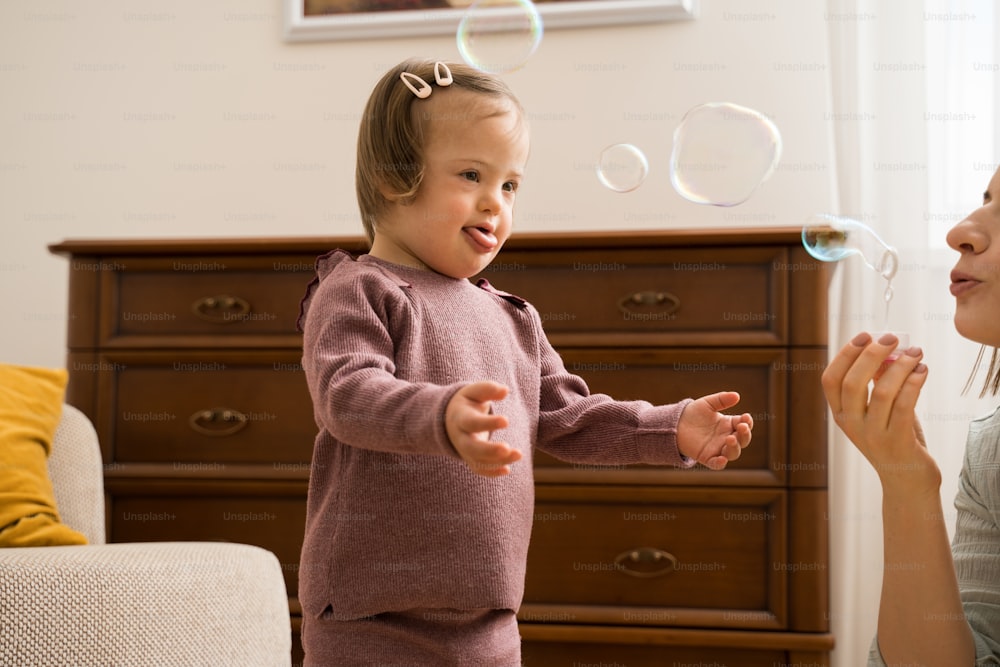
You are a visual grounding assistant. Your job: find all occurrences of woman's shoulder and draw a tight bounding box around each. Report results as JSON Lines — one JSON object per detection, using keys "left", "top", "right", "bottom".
{"left": 964, "top": 404, "right": 1000, "bottom": 471}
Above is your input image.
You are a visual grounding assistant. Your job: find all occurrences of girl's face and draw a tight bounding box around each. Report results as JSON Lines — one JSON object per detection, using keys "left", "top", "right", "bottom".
{"left": 370, "top": 89, "right": 529, "bottom": 279}
{"left": 946, "top": 165, "right": 1000, "bottom": 347}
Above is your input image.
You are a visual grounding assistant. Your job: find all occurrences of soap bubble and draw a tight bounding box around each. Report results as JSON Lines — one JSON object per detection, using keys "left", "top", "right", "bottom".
{"left": 669, "top": 102, "right": 782, "bottom": 206}
{"left": 803, "top": 213, "right": 901, "bottom": 330}
{"left": 596, "top": 143, "right": 649, "bottom": 193}
{"left": 801, "top": 214, "right": 898, "bottom": 280}
{"left": 456, "top": 0, "right": 543, "bottom": 75}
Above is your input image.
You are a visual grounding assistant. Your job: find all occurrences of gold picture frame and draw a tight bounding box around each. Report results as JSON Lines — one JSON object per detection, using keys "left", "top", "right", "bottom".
{"left": 283, "top": 0, "right": 697, "bottom": 42}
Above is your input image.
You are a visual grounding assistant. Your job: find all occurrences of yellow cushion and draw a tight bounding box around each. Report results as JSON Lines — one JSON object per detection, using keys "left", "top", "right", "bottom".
{"left": 0, "top": 364, "right": 87, "bottom": 547}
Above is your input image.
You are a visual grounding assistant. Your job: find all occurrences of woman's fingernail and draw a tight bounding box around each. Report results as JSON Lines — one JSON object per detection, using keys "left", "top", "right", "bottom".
{"left": 914, "top": 363, "right": 928, "bottom": 374}
{"left": 878, "top": 333, "right": 897, "bottom": 345}
{"left": 905, "top": 346, "right": 922, "bottom": 357}
{"left": 851, "top": 332, "right": 871, "bottom": 346}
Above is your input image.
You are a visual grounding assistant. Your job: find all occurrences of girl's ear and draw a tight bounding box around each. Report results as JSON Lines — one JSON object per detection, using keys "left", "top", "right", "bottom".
{"left": 378, "top": 183, "right": 408, "bottom": 205}
{"left": 376, "top": 173, "right": 419, "bottom": 206}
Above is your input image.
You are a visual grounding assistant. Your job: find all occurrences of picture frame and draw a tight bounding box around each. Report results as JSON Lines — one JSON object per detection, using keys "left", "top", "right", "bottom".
{"left": 283, "top": 0, "right": 697, "bottom": 43}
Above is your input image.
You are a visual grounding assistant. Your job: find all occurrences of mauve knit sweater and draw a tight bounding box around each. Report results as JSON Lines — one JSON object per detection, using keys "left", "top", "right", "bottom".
{"left": 297, "top": 250, "right": 695, "bottom": 622}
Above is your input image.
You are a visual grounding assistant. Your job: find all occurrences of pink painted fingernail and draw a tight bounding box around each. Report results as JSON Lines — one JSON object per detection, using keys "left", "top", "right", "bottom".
{"left": 851, "top": 332, "right": 871, "bottom": 346}
{"left": 905, "top": 346, "right": 922, "bottom": 357}
{"left": 877, "top": 333, "right": 897, "bottom": 345}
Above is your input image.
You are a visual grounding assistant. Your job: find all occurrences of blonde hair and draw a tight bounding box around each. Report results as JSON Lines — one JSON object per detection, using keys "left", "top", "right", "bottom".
{"left": 355, "top": 58, "right": 524, "bottom": 244}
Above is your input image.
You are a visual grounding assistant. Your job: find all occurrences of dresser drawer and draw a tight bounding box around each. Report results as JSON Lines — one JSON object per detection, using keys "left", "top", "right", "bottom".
{"left": 521, "top": 638, "right": 787, "bottom": 667}
{"left": 535, "top": 348, "right": 787, "bottom": 485}
{"left": 97, "top": 254, "right": 315, "bottom": 347}
{"left": 89, "top": 351, "right": 314, "bottom": 464}
{"left": 479, "top": 246, "right": 788, "bottom": 347}
{"left": 524, "top": 485, "right": 787, "bottom": 629}
{"left": 520, "top": 624, "right": 833, "bottom": 667}
{"left": 110, "top": 492, "right": 305, "bottom": 598}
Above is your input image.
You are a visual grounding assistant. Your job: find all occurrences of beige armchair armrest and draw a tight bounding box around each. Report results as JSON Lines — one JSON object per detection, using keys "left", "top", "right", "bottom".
{"left": 0, "top": 541, "right": 291, "bottom": 667}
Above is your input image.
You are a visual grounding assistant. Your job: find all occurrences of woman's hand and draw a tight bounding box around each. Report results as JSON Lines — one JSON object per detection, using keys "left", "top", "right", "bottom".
{"left": 821, "top": 332, "right": 939, "bottom": 494}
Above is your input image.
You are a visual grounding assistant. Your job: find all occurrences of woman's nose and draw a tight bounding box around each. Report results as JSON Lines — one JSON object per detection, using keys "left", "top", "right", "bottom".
{"left": 946, "top": 214, "right": 989, "bottom": 254}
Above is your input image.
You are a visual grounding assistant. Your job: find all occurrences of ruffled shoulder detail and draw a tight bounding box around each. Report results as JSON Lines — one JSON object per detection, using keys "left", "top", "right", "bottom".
{"left": 475, "top": 278, "right": 528, "bottom": 309}
{"left": 296, "top": 250, "right": 415, "bottom": 332}
{"left": 296, "top": 249, "right": 353, "bottom": 332}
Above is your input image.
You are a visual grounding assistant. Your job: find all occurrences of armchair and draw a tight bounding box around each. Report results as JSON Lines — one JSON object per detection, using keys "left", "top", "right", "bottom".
{"left": 0, "top": 404, "right": 292, "bottom": 666}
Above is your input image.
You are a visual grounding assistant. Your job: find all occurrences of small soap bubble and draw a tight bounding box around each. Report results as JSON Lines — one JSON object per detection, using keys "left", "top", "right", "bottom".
{"left": 456, "top": 0, "right": 543, "bottom": 75}
{"left": 669, "top": 102, "right": 782, "bottom": 206}
{"left": 596, "top": 143, "right": 649, "bottom": 193}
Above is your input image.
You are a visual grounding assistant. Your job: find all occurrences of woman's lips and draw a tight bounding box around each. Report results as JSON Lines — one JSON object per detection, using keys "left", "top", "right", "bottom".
{"left": 464, "top": 226, "right": 498, "bottom": 251}
{"left": 950, "top": 279, "right": 981, "bottom": 296}
{"left": 950, "top": 270, "right": 982, "bottom": 296}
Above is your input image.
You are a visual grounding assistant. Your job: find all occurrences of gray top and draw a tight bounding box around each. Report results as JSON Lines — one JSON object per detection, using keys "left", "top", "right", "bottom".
{"left": 869, "top": 405, "right": 1000, "bottom": 665}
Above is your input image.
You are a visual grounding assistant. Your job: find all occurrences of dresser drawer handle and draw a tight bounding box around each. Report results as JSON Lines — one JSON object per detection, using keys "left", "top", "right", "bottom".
{"left": 614, "top": 547, "right": 678, "bottom": 578}
{"left": 189, "top": 408, "right": 248, "bottom": 437}
{"left": 617, "top": 291, "right": 680, "bottom": 316}
{"left": 191, "top": 295, "right": 251, "bottom": 323}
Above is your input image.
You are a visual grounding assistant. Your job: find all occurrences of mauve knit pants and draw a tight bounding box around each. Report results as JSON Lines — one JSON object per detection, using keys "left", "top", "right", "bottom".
{"left": 302, "top": 606, "right": 521, "bottom": 666}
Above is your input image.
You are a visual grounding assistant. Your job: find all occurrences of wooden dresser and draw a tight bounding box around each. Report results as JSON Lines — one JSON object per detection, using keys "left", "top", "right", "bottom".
{"left": 50, "top": 229, "right": 833, "bottom": 666}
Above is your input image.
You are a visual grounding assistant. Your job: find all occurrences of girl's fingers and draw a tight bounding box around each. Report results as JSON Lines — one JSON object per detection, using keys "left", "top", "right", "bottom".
{"left": 460, "top": 412, "right": 508, "bottom": 434}
{"left": 460, "top": 381, "right": 509, "bottom": 403}
{"left": 464, "top": 438, "right": 520, "bottom": 464}
{"left": 735, "top": 420, "right": 752, "bottom": 447}
{"left": 699, "top": 391, "right": 741, "bottom": 412}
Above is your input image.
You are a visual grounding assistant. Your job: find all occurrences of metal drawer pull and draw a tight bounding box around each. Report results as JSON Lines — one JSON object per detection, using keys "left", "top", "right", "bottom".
{"left": 617, "top": 290, "right": 680, "bottom": 316}
{"left": 614, "top": 547, "right": 678, "bottom": 578}
{"left": 189, "top": 408, "right": 248, "bottom": 437}
{"left": 191, "top": 295, "right": 251, "bottom": 323}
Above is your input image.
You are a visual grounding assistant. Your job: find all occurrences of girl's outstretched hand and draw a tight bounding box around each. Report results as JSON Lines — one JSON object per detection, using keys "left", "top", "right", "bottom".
{"left": 821, "top": 332, "right": 938, "bottom": 494}
{"left": 677, "top": 391, "right": 753, "bottom": 470}
{"left": 446, "top": 381, "right": 522, "bottom": 477}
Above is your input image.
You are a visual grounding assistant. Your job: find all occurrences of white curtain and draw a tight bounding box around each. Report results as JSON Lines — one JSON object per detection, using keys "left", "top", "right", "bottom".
{"left": 824, "top": 1, "right": 999, "bottom": 665}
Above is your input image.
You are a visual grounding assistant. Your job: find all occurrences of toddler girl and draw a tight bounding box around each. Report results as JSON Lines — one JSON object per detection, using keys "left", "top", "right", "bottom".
{"left": 297, "top": 57, "right": 753, "bottom": 666}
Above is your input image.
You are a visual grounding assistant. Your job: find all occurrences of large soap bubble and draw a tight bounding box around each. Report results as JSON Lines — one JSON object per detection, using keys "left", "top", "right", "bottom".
{"left": 670, "top": 102, "right": 782, "bottom": 206}
{"left": 456, "top": 0, "right": 543, "bottom": 75}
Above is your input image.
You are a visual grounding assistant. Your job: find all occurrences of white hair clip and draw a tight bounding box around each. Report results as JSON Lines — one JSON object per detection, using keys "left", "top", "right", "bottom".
{"left": 400, "top": 62, "right": 453, "bottom": 99}
{"left": 434, "top": 61, "right": 453, "bottom": 86}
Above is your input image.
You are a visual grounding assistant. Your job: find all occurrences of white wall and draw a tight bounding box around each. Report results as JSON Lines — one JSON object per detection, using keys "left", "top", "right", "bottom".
{"left": 1, "top": 0, "right": 835, "bottom": 366}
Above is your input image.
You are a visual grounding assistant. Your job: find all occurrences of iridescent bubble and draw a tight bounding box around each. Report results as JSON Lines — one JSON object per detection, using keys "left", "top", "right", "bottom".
{"left": 669, "top": 102, "right": 782, "bottom": 206}
{"left": 801, "top": 214, "right": 898, "bottom": 280}
{"left": 456, "top": 0, "right": 543, "bottom": 75}
{"left": 802, "top": 213, "right": 900, "bottom": 330}
{"left": 596, "top": 143, "right": 649, "bottom": 193}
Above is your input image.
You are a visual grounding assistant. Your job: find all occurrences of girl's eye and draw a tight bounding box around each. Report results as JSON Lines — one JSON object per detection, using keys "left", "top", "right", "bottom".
{"left": 503, "top": 181, "right": 518, "bottom": 193}
{"left": 462, "top": 171, "right": 479, "bottom": 182}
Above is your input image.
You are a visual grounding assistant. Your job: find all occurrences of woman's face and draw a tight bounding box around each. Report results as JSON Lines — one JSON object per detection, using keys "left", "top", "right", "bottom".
{"left": 946, "top": 165, "right": 1000, "bottom": 347}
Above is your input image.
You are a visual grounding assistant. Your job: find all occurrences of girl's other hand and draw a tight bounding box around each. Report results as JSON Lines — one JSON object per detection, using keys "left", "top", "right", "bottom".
{"left": 677, "top": 391, "right": 753, "bottom": 470}
{"left": 446, "top": 381, "right": 522, "bottom": 477}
